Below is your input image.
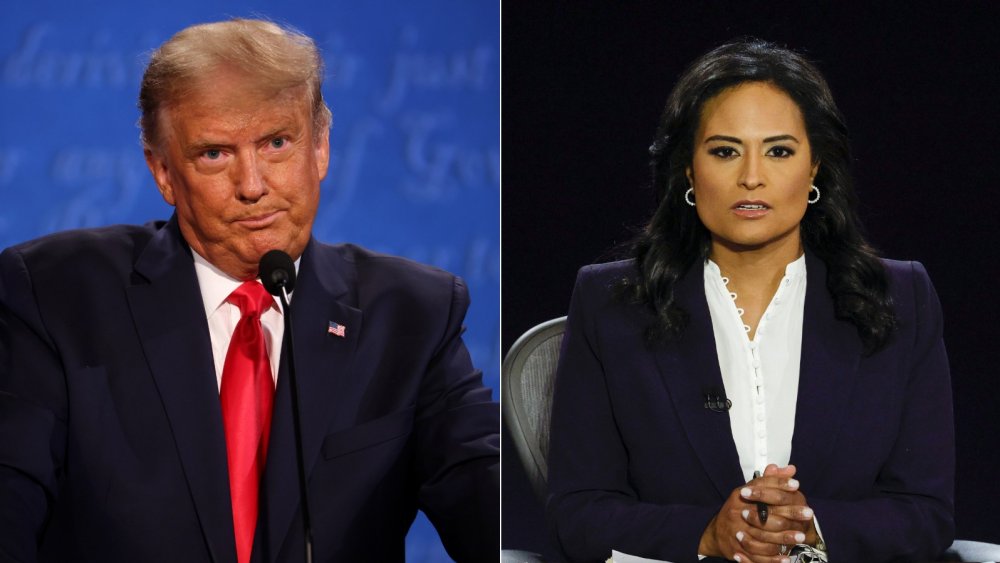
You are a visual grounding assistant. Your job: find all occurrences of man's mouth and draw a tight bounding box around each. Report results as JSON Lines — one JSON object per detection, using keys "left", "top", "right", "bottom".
{"left": 236, "top": 211, "right": 281, "bottom": 227}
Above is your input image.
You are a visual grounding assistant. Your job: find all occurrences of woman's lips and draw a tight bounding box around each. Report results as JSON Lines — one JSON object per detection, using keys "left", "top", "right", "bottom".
{"left": 731, "top": 201, "right": 770, "bottom": 219}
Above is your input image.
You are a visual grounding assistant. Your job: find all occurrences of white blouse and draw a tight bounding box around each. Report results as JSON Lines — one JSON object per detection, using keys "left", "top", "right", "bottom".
{"left": 704, "top": 255, "right": 807, "bottom": 483}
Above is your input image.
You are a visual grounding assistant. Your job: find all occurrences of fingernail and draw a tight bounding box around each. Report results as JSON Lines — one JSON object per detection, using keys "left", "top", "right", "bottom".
{"left": 740, "top": 487, "right": 752, "bottom": 498}
{"left": 787, "top": 478, "right": 799, "bottom": 489}
{"left": 741, "top": 509, "right": 750, "bottom": 520}
{"left": 795, "top": 532, "right": 806, "bottom": 543}
{"left": 802, "top": 507, "right": 814, "bottom": 518}
{"left": 734, "top": 556, "right": 742, "bottom": 562}
{"left": 736, "top": 531, "right": 745, "bottom": 542}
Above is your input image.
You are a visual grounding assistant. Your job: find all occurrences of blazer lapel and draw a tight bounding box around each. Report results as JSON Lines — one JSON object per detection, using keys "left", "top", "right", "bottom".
{"left": 126, "top": 217, "right": 236, "bottom": 563}
{"left": 653, "top": 264, "right": 745, "bottom": 500}
{"left": 257, "top": 240, "right": 363, "bottom": 561}
{"left": 789, "top": 253, "right": 863, "bottom": 487}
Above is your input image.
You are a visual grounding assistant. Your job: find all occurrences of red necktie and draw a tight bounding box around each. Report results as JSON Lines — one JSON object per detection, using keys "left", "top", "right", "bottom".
{"left": 220, "top": 281, "right": 275, "bottom": 563}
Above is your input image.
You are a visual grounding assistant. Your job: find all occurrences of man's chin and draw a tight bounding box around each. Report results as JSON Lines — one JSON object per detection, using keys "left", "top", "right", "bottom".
{"left": 243, "top": 237, "right": 306, "bottom": 265}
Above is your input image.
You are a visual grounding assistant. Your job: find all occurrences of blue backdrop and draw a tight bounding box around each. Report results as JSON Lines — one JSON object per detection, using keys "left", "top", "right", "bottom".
{"left": 0, "top": 1, "right": 499, "bottom": 561}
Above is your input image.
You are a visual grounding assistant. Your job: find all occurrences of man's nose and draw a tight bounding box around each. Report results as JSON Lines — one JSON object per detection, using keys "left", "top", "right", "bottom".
{"left": 231, "top": 150, "right": 268, "bottom": 201}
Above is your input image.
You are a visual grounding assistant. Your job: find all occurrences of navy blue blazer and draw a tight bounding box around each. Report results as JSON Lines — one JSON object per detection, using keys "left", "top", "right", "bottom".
{"left": 547, "top": 254, "right": 954, "bottom": 563}
{"left": 0, "top": 217, "right": 499, "bottom": 562}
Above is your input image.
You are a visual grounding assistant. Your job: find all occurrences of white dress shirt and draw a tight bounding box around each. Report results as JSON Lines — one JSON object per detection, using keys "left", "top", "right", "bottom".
{"left": 192, "top": 251, "right": 296, "bottom": 391}
{"left": 704, "top": 254, "right": 807, "bottom": 483}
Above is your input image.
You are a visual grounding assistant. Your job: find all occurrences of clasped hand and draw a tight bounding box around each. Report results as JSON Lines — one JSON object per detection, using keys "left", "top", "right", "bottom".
{"left": 698, "top": 464, "right": 818, "bottom": 563}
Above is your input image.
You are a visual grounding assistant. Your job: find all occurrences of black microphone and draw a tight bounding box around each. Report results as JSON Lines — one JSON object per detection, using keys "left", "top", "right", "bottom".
{"left": 703, "top": 387, "right": 732, "bottom": 413}
{"left": 259, "top": 250, "right": 312, "bottom": 563}
{"left": 260, "top": 249, "right": 297, "bottom": 296}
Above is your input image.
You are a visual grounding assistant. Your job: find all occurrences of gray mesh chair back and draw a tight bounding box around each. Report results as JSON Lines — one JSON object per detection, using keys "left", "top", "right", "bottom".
{"left": 501, "top": 317, "right": 566, "bottom": 500}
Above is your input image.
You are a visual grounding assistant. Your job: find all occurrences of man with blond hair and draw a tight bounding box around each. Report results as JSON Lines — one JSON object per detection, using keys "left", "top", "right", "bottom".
{"left": 0, "top": 19, "right": 498, "bottom": 563}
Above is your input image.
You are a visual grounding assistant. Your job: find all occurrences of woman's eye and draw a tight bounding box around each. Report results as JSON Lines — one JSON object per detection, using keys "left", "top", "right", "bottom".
{"left": 709, "top": 146, "right": 738, "bottom": 159}
{"left": 767, "top": 146, "right": 795, "bottom": 158}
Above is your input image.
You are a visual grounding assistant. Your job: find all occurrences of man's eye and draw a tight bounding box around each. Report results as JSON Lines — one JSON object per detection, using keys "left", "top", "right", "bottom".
{"left": 709, "top": 146, "right": 738, "bottom": 158}
{"left": 204, "top": 149, "right": 222, "bottom": 160}
{"left": 767, "top": 146, "right": 795, "bottom": 158}
{"left": 271, "top": 138, "right": 286, "bottom": 149}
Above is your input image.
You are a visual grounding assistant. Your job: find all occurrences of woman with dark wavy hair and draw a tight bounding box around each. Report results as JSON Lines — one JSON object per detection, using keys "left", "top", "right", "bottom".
{"left": 547, "top": 40, "right": 954, "bottom": 563}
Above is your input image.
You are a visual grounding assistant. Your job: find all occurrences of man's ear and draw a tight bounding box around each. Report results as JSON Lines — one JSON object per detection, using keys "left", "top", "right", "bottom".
{"left": 314, "top": 124, "right": 331, "bottom": 181}
{"left": 144, "top": 146, "right": 175, "bottom": 206}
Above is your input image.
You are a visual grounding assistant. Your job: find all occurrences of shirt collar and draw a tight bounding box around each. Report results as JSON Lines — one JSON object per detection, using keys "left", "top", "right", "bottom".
{"left": 705, "top": 252, "right": 807, "bottom": 279}
{"left": 191, "top": 250, "right": 300, "bottom": 318}
{"left": 783, "top": 253, "right": 807, "bottom": 278}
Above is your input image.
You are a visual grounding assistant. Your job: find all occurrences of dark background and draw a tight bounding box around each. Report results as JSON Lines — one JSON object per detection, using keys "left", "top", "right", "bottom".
{"left": 501, "top": 2, "right": 1000, "bottom": 558}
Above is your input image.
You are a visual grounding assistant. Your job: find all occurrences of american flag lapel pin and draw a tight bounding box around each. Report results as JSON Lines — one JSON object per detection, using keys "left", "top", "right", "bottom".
{"left": 327, "top": 320, "right": 346, "bottom": 338}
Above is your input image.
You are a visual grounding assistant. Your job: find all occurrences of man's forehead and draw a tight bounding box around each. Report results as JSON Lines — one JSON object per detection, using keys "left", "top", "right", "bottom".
{"left": 161, "top": 82, "right": 311, "bottom": 144}
{"left": 180, "top": 68, "right": 307, "bottom": 110}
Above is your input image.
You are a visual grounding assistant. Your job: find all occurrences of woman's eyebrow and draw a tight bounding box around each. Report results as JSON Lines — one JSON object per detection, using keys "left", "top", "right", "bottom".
{"left": 703, "top": 134, "right": 801, "bottom": 144}
{"left": 704, "top": 135, "right": 742, "bottom": 144}
{"left": 763, "top": 134, "right": 800, "bottom": 143}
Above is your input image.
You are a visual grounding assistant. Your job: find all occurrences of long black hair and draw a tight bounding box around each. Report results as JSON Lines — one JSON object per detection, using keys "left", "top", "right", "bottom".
{"left": 623, "top": 39, "right": 895, "bottom": 355}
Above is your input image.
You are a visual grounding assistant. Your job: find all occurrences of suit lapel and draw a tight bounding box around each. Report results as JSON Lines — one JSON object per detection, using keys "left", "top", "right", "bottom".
{"left": 653, "top": 264, "right": 745, "bottom": 499}
{"left": 789, "top": 253, "right": 862, "bottom": 487}
{"left": 258, "top": 240, "right": 362, "bottom": 561}
{"left": 125, "top": 217, "right": 236, "bottom": 563}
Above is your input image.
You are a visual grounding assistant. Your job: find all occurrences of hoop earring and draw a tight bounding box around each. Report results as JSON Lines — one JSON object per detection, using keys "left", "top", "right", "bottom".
{"left": 684, "top": 187, "right": 696, "bottom": 207}
{"left": 808, "top": 184, "right": 821, "bottom": 204}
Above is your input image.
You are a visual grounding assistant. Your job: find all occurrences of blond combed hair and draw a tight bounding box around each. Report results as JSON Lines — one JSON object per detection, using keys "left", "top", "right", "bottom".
{"left": 138, "top": 18, "right": 332, "bottom": 148}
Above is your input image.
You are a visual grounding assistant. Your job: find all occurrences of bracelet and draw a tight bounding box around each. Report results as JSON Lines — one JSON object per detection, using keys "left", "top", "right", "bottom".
{"left": 790, "top": 543, "right": 828, "bottom": 562}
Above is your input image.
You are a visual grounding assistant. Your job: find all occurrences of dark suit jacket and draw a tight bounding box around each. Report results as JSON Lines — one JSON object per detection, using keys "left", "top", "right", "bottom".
{"left": 547, "top": 254, "right": 954, "bottom": 563}
{"left": 0, "top": 217, "right": 499, "bottom": 563}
